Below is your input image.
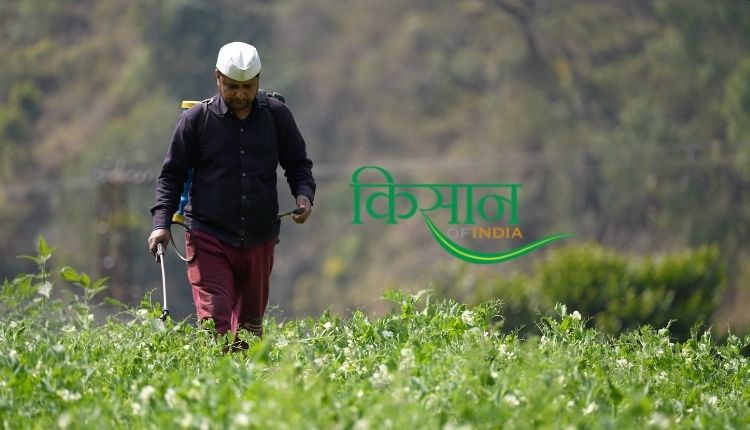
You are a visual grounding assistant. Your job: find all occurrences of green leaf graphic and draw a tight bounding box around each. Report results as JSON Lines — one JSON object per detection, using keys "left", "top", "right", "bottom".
{"left": 421, "top": 211, "right": 572, "bottom": 264}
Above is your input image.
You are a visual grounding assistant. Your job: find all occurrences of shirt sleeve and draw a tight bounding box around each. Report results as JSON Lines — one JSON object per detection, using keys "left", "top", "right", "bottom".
{"left": 150, "top": 108, "right": 199, "bottom": 229}
{"left": 273, "top": 101, "right": 316, "bottom": 205}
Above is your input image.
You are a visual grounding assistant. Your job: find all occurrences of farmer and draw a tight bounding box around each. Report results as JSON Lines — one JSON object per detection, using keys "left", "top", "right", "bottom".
{"left": 148, "top": 42, "right": 315, "bottom": 343}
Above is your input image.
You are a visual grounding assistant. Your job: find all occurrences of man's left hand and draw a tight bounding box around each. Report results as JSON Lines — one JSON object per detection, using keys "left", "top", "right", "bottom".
{"left": 293, "top": 195, "right": 312, "bottom": 224}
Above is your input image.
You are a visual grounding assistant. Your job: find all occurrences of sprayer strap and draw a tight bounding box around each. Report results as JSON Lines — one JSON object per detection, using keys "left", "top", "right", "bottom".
{"left": 196, "top": 98, "right": 212, "bottom": 145}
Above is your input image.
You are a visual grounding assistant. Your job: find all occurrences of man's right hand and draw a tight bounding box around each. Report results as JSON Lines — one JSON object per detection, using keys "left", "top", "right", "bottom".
{"left": 148, "top": 228, "right": 172, "bottom": 256}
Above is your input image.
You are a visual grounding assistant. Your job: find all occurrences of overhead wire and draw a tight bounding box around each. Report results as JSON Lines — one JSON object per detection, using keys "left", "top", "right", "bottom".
{"left": 0, "top": 145, "right": 742, "bottom": 198}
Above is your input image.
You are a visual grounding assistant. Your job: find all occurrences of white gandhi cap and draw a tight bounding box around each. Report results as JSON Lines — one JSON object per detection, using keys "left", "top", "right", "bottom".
{"left": 216, "top": 42, "right": 261, "bottom": 81}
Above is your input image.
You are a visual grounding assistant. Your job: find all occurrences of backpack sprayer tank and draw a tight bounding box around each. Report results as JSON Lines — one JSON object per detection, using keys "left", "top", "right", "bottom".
{"left": 173, "top": 100, "right": 200, "bottom": 225}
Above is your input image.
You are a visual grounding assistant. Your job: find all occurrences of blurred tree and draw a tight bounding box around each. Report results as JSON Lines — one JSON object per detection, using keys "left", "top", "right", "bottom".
{"left": 0, "top": 0, "right": 748, "bottom": 329}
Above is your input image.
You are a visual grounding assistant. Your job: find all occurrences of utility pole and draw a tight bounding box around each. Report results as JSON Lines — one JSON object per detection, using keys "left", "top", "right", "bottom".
{"left": 95, "top": 163, "right": 134, "bottom": 303}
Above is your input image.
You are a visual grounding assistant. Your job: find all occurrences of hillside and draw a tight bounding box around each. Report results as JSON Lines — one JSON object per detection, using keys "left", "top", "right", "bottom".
{"left": 1, "top": 1, "right": 749, "bottom": 329}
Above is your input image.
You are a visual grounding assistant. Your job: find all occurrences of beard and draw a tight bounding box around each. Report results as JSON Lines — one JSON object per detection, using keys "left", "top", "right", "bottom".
{"left": 228, "top": 99, "right": 251, "bottom": 111}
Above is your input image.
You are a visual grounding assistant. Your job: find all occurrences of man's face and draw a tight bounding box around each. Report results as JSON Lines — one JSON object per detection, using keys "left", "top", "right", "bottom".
{"left": 215, "top": 71, "right": 259, "bottom": 113}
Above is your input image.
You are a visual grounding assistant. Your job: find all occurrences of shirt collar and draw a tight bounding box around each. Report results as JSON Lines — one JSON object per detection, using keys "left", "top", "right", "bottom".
{"left": 215, "top": 94, "right": 230, "bottom": 115}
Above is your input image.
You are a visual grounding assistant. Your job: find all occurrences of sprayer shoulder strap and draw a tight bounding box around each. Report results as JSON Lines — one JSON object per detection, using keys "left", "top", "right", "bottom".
{"left": 195, "top": 91, "right": 284, "bottom": 144}
{"left": 256, "top": 89, "right": 282, "bottom": 135}
{"left": 196, "top": 98, "right": 212, "bottom": 145}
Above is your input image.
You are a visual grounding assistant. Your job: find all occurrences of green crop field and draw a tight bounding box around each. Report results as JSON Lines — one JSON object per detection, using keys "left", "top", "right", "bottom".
{"left": 2, "top": 239, "right": 749, "bottom": 429}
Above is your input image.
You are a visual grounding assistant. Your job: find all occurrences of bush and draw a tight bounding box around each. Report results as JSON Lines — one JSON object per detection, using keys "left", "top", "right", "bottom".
{"left": 473, "top": 243, "right": 726, "bottom": 339}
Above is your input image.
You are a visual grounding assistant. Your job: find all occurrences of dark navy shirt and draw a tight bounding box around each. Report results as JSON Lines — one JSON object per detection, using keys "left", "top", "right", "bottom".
{"left": 151, "top": 93, "right": 315, "bottom": 247}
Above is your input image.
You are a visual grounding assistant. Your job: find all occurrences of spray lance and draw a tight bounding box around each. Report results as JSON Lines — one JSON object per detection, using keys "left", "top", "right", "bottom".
{"left": 154, "top": 100, "right": 198, "bottom": 323}
{"left": 155, "top": 243, "right": 169, "bottom": 321}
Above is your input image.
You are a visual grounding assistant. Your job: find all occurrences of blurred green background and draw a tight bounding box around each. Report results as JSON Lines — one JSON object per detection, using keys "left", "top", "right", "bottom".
{"left": 1, "top": 0, "right": 748, "bottom": 335}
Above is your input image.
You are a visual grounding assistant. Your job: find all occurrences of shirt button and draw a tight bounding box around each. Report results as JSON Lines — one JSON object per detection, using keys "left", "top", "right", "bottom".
{"left": 240, "top": 128, "right": 244, "bottom": 132}
{"left": 240, "top": 150, "right": 245, "bottom": 155}
{"left": 242, "top": 172, "right": 246, "bottom": 177}
{"left": 242, "top": 195, "right": 246, "bottom": 199}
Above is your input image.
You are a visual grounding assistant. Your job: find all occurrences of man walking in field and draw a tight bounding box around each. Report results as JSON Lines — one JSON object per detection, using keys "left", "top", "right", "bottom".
{"left": 148, "top": 42, "right": 315, "bottom": 345}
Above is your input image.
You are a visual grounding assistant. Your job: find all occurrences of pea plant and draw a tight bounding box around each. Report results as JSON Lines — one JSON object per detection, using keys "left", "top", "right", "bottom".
{"left": 1, "top": 238, "right": 749, "bottom": 429}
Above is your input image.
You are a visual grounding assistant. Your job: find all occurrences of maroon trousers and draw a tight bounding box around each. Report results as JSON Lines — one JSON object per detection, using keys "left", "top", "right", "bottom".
{"left": 186, "top": 230, "right": 276, "bottom": 337}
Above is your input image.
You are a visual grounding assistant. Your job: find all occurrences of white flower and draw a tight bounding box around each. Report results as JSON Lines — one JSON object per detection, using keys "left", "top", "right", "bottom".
{"left": 53, "top": 344, "right": 65, "bottom": 354}
{"left": 616, "top": 358, "right": 631, "bottom": 369}
{"left": 353, "top": 419, "right": 370, "bottom": 430}
{"left": 582, "top": 402, "right": 598, "bottom": 415}
{"left": 136, "top": 309, "right": 149, "bottom": 318}
{"left": 139, "top": 385, "right": 156, "bottom": 402}
{"left": 539, "top": 336, "right": 550, "bottom": 349}
{"left": 8, "top": 349, "right": 18, "bottom": 363}
{"left": 461, "top": 310, "right": 475, "bottom": 325}
{"left": 61, "top": 325, "right": 76, "bottom": 333}
{"left": 400, "top": 347, "right": 415, "bottom": 369}
{"left": 343, "top": 346, "right": 356, "bottom": 360}
{"left": 38, "top": 281, "right": 52, "bottom": 298}
{"left": 277, "top": 337, "right": 289, "bottom": 348}
{"left": 571, "top": 311, "right": 581, "bottom": 320}
{"left": 57, "top": 413, "right": 72, "bottom": 429}
{"left": 323, "top": 321, "right": 333, "bottom": 329}
{"left": 338, "top": 361, "right": 352, "bottom": 374}
{"left": 164, "top": 388, "right": 177, "bottom": 408}
{"left": 370, "top": 364, "right": 391, "bottom": 388}
{"left": 647, "top": 412, "right": 671, "bottom": 429}
{"left": 381, "top": 330, "right": 393, "bottom": 338}
{"left": 503, "top": 394, "right": 520, "bottom": 407}
{"left": 56, "top": 389, "right": 81, "bottom": 402}
{"left": 704, "top": 395, "right": 718, "bottom": 408}
{"left": 498, "top": 344, "right": 516, "bottom": 359}
{"left": 442, "top": 424, "right": 474, "bottom": 430}
{"left": 180, "top": 413, "right": 194, "bottom": 428}
{"left": 199, "top": 417, "right": 210, "bottom": 430}
{"left": 233, "top": 413, "right": 251, "bottom": 426}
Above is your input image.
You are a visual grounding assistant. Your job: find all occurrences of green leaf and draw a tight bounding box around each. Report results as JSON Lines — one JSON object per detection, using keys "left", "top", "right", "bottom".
{"left": 37, "top": 235, "right": 53, "bottom": 258}
{"left": 103, "top": 297, "right": 127, "bottom": 309}
{"left": 608, "top": 377, "right": 623, "bottom": 406}
{"left": 17, "top": 255, "right": 41, "bottom": 265}
{"left": 91, "top": 277, "right": 109, "bottom": 291}
{"left": 60, "top": 267, "right": 80, "bottom": 282}
{"left": 15, "top": 275, "right": 33, "bottom": 297}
